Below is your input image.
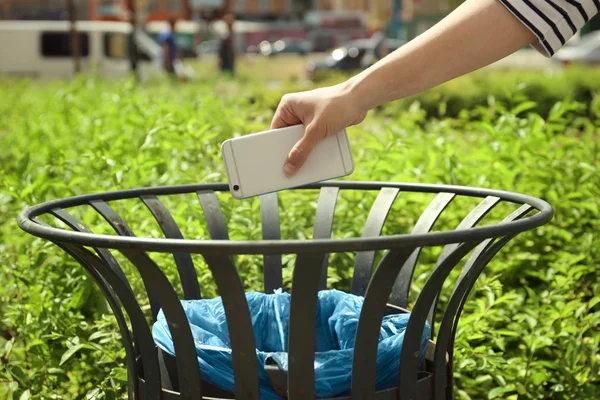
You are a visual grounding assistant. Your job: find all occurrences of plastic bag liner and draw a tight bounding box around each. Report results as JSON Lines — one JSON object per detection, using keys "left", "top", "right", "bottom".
{"left": 152, "top": 289, "right": 430, "bottom": 399}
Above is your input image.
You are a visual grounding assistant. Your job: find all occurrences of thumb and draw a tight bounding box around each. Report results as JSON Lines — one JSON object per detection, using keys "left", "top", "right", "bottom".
{"left": 283, "top": 125, "right": 321, "bottom": 176}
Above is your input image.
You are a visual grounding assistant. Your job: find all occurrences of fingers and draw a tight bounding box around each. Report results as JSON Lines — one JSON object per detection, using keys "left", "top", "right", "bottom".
{"left": 283, "top": 125, "right": 321, "bottom": 176}
{"left": 271, "top": 95, "right": 301, "bottom": 129}
{"left": 272, "top": 94, "right": 324, "bottom": 176}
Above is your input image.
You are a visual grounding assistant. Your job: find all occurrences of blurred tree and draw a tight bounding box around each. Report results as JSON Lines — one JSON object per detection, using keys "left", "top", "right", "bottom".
{"left": 126, "top": 0, "right": 138, "bottom": 80}
{"left": 294, "top": 0, "right": 313, "bottom": 14}
{"left": 66, "top": 0, "right": 80, "bottom": 73}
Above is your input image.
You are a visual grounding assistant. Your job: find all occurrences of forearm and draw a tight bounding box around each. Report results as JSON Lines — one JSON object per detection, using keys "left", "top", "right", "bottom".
{"left": 347, "top": 0, "right": 536, "bottom": 111}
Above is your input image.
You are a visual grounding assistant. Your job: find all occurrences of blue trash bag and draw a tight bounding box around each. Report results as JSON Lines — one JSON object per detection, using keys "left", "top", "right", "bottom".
{"left": 152, "top": 289, "right": 430, "bottom": 399}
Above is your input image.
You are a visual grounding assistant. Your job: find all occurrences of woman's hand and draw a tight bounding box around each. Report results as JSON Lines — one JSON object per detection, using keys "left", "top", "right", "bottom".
{"left": 271, "top": 82, "right": 367, "bottom": 176}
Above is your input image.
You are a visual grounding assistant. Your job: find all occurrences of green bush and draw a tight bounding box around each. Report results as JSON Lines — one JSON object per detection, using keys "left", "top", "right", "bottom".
{"left": 315, "top": 66, "right": 600, "bottom": 119}
{"left": 0, "top": 72, "right": 599, "bottom": 400}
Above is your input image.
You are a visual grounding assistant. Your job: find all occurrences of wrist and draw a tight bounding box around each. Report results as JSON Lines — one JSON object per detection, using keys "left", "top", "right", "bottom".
{"left": 339, "top": 74, "right": 373, "bottom": 116}
{"left": 343, "top": 67, "right": 383, "bottom": 113}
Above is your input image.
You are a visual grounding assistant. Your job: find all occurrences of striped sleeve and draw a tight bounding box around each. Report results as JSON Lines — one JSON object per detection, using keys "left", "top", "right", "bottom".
{"left": 498, "top": 0, "right": 600, "bottom": 56}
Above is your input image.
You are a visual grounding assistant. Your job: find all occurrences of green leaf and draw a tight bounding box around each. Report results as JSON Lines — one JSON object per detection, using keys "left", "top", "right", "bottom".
{"left": 4, "top": 338, "right": 14, "bottom": 356}
{"left": 495, "top": 329, "right": 521, "bottom": 337}
{"left": 19, "top": 389, "right": 31, "bottom": 400}
{"left": 113, "top": 367, "right": 128, "bottom": 382}
{"left": 530, "top": 370, "right": 548, "bottom": 386}
{"left": 588, "top": 296, "right": 600, "bottom": 309}
{"left": 47, "top": 368, "right": 65, "bottom": 375}
{"left": 88, "top": 331, "right": 112, "bottom": 342}
{"left": 511, "top": 101, "right": 537, "bottom": 115}
{"left": 551, "top": 383, "right": 565, "bottom": 392}
{"left": 69, "top": 279, "right": 93, "bottom": 310}
{"left": 8, "top": 365, "right": 26, "bottom": 386}
{"left": 85, "top": 388, "right": 103, "bottom": 400}
{"left": 488, "top": 384, "right": 515, "bottom": 399}
{"left": 59, "top": 343, "right": 91, "bottom": 366}
{"left": 476, "top": 374, "right": 493, "bottom": 384}
{"left": 25, "top": 339, "right": 46, "bottom": 351}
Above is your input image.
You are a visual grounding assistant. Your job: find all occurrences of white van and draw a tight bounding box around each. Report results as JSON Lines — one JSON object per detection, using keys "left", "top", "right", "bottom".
{"left": 0, "top": 20, "right": 165, "bottom": 80}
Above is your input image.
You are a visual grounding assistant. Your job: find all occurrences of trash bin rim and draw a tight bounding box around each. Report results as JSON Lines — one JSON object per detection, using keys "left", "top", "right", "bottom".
{"left": 17, "top": 181, "right": 553, "bottom": 255}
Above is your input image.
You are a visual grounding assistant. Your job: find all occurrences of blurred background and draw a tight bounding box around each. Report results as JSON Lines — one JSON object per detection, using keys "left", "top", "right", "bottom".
{"left": 1, "top": 0, "right": 597, "bottom": 82}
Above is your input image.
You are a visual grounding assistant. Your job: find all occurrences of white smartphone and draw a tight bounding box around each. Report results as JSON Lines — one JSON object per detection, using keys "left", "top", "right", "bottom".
{"left": 221, "top": 124, "right": 354, "bottom": 199}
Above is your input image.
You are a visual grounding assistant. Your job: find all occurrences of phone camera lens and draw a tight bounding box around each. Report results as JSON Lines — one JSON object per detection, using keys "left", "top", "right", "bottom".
{"left": 233, "top": 185, "right": 240, "bottom": 191}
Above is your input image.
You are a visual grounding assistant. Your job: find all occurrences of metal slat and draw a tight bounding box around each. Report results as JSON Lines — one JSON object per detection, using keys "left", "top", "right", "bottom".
{"left": 425, "top": 196, "right": 501, "bottom": 335}
{"left": 350, "top": 246, "right": 417, "bottom": 399}
{"left": 398, "top": 242, "right": 479, "bottom": 399}
{"left": 203, "top": 254, "right": 261, "bottom": 399}
{"left": 286, "top": 252, "right": 327, "bottom": 400}
{"left": 314, "top": 187, "right": 340, "bottom": 290}
{"left": 141, "top": 195, "right": 201, "bottom": 300}
{"left": 431, "top": 197, "right": 501, "bottom": 273}
{"left": 390, "top": 192, "right": 456, "bottom": 308}
{"left": 453, "top": 205, "right": 532, "bottom": 291}
{"left": 44, "top": 211, "right": 160, "bottom": 400}
{"left": 90, "top": 199, "right": 161, "bottom": 320}
{"left": 288, "top": 187, "right": 339, "bottom": 400}
{"left": 432, "top": 237, "right": 512, "bottom": 400}
{"left": 197, "top": 190, "right": 261, "bottom": 399}
{"left": 64, "top": 244, "right": 162, "bottom": 400}
{"left": 120, "top": 249, "right": 203, "bottom": 400}
{"left": 351, "top": 187, "right": 400, "bottom": 296}
{"left": 260, "top": 193, "right": 283, "bottom": 293}
{"left": 197, "top": 191, "right": 230, "bottom": 240}
{"left": 68, "top": 249, "right": 137, "bottom": 400}
{"left": 50, "top": 209, "right": 131, "bottom": 289}
{"left": 439, "top": 205, "right": 532, "bottom": 399}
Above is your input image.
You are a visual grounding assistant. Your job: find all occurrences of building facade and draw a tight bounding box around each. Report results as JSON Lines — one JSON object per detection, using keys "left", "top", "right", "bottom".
{"left": 0, "top": 0, "right": 193, "bottom": 21}
{"left": 230, "top": 0, "right": 292, "bottom": 16}
{"left": 306, "top": 0, "right": 452, "bottom": 32}
{"left": 323, "top": 1, "right": 451, "bottom": 17}
{"left": 89, "top": 0, "right": 193, "bottom": 22}
{"left": 0, "top": 0, "right": 88, "bottom": 20}
{"left": 1, "top": 0, "right": 453, "bottom": 26}
{"left": 0, "top": 0, "right": 301, "bottom": 20}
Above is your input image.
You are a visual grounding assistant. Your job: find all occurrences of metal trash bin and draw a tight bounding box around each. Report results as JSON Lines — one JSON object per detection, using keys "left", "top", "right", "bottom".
{"left": 17, "top": 181, "right": 553, "bottom": 400}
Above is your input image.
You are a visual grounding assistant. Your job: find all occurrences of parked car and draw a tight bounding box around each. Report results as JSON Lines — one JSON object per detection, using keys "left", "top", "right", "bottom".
{"left": 553, "top": 31, "right": 600, "bottom": 65}
{"left": 258, "top": 37, "right": 312, "bottom": 56}
{"left": 306, "top": 38, "right": 405, "bottom": 79}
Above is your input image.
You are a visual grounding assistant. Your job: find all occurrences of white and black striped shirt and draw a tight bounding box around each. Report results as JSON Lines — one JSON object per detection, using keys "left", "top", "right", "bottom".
{"left": 499, "top": 0, "right": 600, "bottom": 56}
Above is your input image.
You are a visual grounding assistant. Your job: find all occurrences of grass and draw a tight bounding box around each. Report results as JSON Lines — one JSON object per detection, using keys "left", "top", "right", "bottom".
{"left": 189, "top": 53, "right": 323, "bottom": 82}
{"left": 0, "top": 65, "right": 599, "bottom": 400}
